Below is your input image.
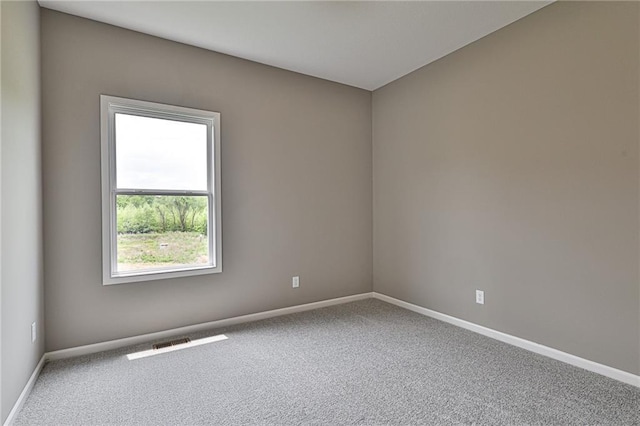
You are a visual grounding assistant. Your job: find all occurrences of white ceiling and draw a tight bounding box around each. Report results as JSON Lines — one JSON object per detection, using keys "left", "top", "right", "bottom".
{"left": 38, "top": 1, "right": 551, "bottom": 90}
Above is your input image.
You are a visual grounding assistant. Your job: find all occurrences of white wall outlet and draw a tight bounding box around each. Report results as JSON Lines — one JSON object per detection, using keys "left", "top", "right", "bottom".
{"left": 292, "top": 276, "right": 300, "bottom": 288}
{"left": 31, "top": 322, "right": 37, "bottom": 343}
{"left": 476, "top": 290, "right": 485, "bottom": 305}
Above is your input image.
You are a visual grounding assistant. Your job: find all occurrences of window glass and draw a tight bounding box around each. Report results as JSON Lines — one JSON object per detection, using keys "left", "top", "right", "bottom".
{"left": 115, "top": 194, "right": 209, "bottom": 273}
{"left": 115, "top": 114, "right": 208, "bottom": 191}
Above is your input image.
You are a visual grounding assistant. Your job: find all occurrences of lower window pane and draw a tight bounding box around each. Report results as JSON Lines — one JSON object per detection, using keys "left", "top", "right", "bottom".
{"left": 116, "top": 195, "right": 209, "bottom": 273}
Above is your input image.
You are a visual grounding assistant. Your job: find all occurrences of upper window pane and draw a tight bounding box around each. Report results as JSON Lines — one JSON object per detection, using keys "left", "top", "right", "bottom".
{"left": 115, "top": 113, "right": 208, "bottom": 191}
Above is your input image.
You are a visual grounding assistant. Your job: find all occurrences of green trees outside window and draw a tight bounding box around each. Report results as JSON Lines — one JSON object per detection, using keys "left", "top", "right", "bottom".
{"left": 116, "top": 195, "right": 209, "bottom": 271}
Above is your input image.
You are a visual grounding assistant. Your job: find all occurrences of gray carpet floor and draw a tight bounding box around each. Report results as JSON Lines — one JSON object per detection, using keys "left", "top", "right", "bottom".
{"left": 14, "top": 299, "right": 640, "bottom": 425}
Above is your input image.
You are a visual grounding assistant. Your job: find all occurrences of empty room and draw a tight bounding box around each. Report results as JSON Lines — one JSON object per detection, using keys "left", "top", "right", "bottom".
{"left": 1, "top": 0, "right": 639, "bottom": 424}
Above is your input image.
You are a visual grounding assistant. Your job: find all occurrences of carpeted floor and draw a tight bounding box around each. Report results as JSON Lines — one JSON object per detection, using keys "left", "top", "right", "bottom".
{"left": 14, "top": 299, "right": 640, "bottom": 425}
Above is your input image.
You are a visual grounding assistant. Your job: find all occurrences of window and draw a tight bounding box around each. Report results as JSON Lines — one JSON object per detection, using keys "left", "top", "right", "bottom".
{"left": 100, "top": 95, "right": 221, "bottom": 285}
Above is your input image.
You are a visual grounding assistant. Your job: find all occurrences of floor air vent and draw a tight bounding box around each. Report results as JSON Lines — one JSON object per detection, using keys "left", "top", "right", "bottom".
{"left": 128, "top": 335, "right": 227, "bottom": 360}
{"left": 153, "top": 337, "right": 191, "bottom": 350}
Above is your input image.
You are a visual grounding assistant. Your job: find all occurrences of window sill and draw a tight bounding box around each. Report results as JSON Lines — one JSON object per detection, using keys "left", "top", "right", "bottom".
{"left": 103, "top": 264, "right": 222, "bottom": 285}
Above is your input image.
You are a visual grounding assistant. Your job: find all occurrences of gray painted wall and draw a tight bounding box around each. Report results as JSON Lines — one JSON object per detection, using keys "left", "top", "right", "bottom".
{"left": 41, "top": 10, "right": 373, "bottom": 351}
{"left": 373, "top": 1, "right": 640, "bottom": 375}
{"left": 1, "top": 1, "right": 45, "bottom": 422}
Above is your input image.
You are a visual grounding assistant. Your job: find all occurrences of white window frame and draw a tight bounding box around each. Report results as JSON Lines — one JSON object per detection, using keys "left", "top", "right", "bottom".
{"left": 100, "top": 95, "right": 222, "bottom": 285}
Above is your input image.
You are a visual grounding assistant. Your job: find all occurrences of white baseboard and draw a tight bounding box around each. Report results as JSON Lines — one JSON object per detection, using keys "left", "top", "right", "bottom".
{"left": 3, "top": 354, "right": 46, "bottom": 426}
{"left": 373, "top": 292, "right": 640, "bottom": 388}
{"left": 47, "top": 292, "right": 373, "bottom": 361}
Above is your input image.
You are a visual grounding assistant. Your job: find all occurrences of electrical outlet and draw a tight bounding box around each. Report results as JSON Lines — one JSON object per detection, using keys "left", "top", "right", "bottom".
{"left": 292, "top": 276, "right": 300, "bottom": 288}
{"left": 476, "top": 290, "right": 485, "bottom": 305}
{"left": 31, "top": 322, "right": 37, "bottom": 343}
